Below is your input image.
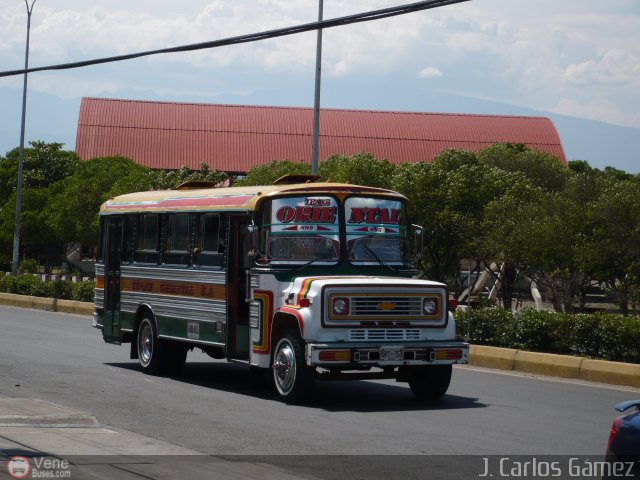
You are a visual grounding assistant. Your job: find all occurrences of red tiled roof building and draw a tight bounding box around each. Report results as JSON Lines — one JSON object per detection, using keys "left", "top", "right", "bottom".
{"left": 75, "top": 97, "right": 566, "bottom": 174}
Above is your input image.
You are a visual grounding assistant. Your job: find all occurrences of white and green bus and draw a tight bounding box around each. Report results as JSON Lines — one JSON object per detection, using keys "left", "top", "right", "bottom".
{"left": 94, "top": 175, "right": 468, "bottom": 403}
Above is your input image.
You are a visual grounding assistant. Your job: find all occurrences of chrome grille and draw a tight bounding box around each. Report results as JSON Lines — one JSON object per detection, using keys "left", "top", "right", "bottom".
{"left": 349, "top": 329, "right": 421, "bottom": 341}
{"left": 350, "top": 297, "right": 423, "bottom": 316}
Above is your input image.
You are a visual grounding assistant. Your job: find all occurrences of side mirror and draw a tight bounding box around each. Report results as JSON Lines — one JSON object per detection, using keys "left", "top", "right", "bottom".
{"left": 246, "top": 221, "right": 260, "bottom": 261}
{"left": 411, "top": 224, "right": 424, "bottom": 263}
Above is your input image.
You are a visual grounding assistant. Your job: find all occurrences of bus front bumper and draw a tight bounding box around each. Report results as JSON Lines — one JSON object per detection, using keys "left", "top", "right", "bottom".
{"left": 306, "top": 341, "right": 469, "bottom": 368}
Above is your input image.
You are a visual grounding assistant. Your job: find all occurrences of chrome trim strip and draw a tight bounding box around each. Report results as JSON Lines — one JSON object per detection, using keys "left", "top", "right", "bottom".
{"left": 120, "top": 291, "right": 225, "bottom": 323}
{"left": 120, "top": 265, "right": 226, "bottom": 283}
{"left": 348, "top": 329, "right": 422, "bottom": 341}
{"left": 158, "top": 334, "right": 225, "bottom": 347}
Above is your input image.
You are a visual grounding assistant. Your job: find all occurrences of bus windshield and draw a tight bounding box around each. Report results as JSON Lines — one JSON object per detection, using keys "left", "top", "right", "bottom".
{"left": 345, "top": 196, "right": 409, "bottom": 266}
{"left": 264, "top": 195, "right": 340, "bottom": 265}
{"left": 260, "top": 194, "right": 409, "bottom": 267}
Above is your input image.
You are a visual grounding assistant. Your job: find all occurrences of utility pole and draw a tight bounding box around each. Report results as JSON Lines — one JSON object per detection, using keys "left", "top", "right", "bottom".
{"left": 12, "top": 0, "right": 37, "bottom": 275}
{"left": 311, "top": 0, "right": 323, "bottom": 174}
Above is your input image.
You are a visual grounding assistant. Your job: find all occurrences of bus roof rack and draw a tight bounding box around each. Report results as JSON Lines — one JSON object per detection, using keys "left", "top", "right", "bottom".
{"left": 175, "top": 180, "right": 220, "bottom": 190}
{"left": 273, "top": 174, "right": 321, "bottom": 185}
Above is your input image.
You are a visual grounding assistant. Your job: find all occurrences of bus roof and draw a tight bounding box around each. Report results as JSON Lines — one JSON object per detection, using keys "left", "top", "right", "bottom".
{"left": 100, "top": 182, "right": 407, "bottom": 214}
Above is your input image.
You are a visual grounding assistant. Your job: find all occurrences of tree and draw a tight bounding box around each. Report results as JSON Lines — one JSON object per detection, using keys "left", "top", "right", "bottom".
{"left": 318, "top": 152, "right": 396, "bottom": 189}
{"left": 568, "top": 160, "right": 594, "bottom": 175}
{"left": 478, "top": 143, "right": 569, "bottom": 193}
{"left": 483, "top": 171, "right": 607, "bottom": 313}
{"left": 148, "top": 163, "right": 227, "bottom": 190}
{"left": 46, "top": 156, "right": 152, "bottom": 247}
{"left": 586, "top": 176, "right": 640, "bottom": 314}
{"left": 0, "top": 142, "right": 79, "bottom": 268}
{"left": 0, "top": 141, "right": 78, "bottom": 205}
{"left": 237, "top": 160, "right": 310, "bottom": 186}
{"left": 0, "top": 189, "right": 70, "bottom": 269}
{"left": 392, "top": 150, "right": 515, "bottom": 284}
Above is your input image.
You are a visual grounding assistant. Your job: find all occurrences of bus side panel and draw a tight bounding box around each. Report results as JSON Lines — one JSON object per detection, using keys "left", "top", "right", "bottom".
{"left": 118, "top": 265, "right": 228, "bottom": 345}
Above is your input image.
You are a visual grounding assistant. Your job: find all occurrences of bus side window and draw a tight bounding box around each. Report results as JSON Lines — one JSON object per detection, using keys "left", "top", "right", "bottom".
{"left": 164, "top": 214, "right": 191, "bottom": 266}
{"left": 121, "top": 215, "right": 136, "bottom": 265}
{"left": 195, "top": 213, "right": 224, "bottom": 268}
{"left": 134, "top": 214, "right": 160, "bottom": 264}
{"left": 97, "top": 217, "right": 106, "bottom": 263}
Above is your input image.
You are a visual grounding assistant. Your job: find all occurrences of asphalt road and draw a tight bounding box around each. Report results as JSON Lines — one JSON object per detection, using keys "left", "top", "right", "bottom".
{"left": 1, "top": 305, "right": 638, "bottom": 478}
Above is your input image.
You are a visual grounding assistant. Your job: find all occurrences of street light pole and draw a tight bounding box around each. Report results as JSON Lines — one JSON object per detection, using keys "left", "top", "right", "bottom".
{"left": 311, "top": 0, "right": 323, "bottom": 174}
{"left": 11, "top": 0, "right": 37, "bottom": 276}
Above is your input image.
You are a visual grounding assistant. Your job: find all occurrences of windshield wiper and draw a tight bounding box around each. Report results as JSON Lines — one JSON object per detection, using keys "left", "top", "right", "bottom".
{"left": 363, "top": 245, "right": 397, "bottom": 272}
{"left": 292, "top": 257, "right": 333, "bottom": 273}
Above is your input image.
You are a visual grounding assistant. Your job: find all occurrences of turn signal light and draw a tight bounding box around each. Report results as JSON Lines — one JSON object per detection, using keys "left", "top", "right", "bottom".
{"left": 319, "top": 350, "right": 351, "bottom": 362}
{"left": 434, "top": 349, "right": 463, "bottom": 361}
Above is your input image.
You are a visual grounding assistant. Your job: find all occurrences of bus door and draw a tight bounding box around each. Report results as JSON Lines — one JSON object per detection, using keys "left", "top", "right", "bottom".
{"left": 103, "top": 216, "right": 123, "bottom": 344}
{"left": 226, "top": 216, "right": 251, "bottom": 360}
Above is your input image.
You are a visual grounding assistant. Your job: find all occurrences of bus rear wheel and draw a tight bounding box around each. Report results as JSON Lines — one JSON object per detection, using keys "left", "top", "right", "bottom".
{"left": 136, "top": 315, "right": 186, "bottom": 376}
{"left": 408, "top": 364, "right": 452, "bottom": 401}
{"left": 272, "top": 329, "right": 313, "bottom": 404}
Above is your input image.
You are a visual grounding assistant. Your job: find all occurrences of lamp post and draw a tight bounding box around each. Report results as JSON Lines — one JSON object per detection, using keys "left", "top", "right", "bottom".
{"left": 11, "top": 0, "right": 37, "bottom": 276}
{"left": 311, "top": 0, "right": 323, "bottom": 174}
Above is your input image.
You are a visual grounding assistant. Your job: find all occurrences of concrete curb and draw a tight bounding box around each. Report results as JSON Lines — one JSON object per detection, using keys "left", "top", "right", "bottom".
{"left": 579, "top": 358, "right": 640, "bottom": 387}
{"left": 0, "top": 397, "right": 99, "bottom": 428}
{"left": 470, "top": 344, "right": 640, "bottom": 389}
{"left": 0, "top": 292, "right": 93, "bottom": 316}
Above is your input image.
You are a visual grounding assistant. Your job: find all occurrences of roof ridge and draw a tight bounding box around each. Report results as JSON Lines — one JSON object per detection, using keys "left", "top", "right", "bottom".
{"left": 80, "top": 97, "right": 550, "bottom": 121}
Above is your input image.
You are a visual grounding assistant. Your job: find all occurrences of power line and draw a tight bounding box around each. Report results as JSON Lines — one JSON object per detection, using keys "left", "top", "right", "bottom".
{"left": 0, "top": 0, "right": 470, "bottom": 78}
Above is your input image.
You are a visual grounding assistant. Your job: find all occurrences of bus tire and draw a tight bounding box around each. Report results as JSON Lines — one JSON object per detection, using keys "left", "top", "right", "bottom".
{"left": 136, "top": 314, "right": 170, "bottom": 375}
{"left": 408, "top": 364, "right": 452, "bottom": 401}
{"left": 272, "top": 329, "right": 313, "bottom": 404}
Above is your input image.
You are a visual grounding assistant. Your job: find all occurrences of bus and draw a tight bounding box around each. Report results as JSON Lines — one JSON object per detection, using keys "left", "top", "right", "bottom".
{"left": 93, "top": 175, "right": 468, "bottom": 403}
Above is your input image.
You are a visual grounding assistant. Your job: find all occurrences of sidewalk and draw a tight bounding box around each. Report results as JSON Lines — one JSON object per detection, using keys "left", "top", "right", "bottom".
{"left": 0, "top": 395, "right": 315, "bottom": 480}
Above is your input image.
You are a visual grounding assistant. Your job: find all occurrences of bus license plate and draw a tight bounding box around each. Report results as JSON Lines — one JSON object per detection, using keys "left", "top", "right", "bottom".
{"left": 380, "top": 347, "right": 403, "bottom": 362}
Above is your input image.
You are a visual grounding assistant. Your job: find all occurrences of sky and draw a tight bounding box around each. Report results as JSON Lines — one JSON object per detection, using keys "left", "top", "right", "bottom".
{"left": 1, "top": 0, "right": 639, "bottom": 171}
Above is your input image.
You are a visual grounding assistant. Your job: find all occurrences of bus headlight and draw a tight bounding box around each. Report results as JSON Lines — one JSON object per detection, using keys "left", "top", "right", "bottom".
{"left": 423, "top": 298, "right": 438, "bottom": 315}
{"left": 332, "top": 298, "right": 350, "bottom": 316}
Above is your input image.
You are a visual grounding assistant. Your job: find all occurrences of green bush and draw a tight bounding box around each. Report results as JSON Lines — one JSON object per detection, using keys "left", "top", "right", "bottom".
{"left": 72, "top": 281, "right": 95, "bottom": 302}
{"left": 17, "top": 259, "right": 40, "bottom": 275}
{"left": 0, "top": 275, "right": 89, "bottom": 300}
{"left": 510, "top": 309, "right": 572, "bottom": 354}
{"left": 455, "top": 307, "right": 514, "bottom": 347}
{"left": 53, "top": 280, "right": 73, "bottom": 300}
{"left": 456, "top": 307, "right": 640, "bottom": 364}
{"left": 40, "top": 279, "right": 72, "bottom": 299}
{"left": 16, "top": 274, "right": 44, "bottom": 297}
{"left": 0, "top": 274, "right": 17, "bottom": 293}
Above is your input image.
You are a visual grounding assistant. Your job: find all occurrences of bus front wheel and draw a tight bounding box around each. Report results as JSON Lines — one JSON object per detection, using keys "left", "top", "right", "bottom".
{"left": 408, "top": 364, "right": 452, "bottom": 401}
{"left": 272, "top": 329, "right": 313, "bottom": 404}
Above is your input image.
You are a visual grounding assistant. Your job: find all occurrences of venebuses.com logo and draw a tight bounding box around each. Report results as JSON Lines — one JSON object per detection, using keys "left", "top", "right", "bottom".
{"left": 6, "top": 457, "right": 30, "bottom": 479}
{"left": 6, "top": 456, "right": 71, "bottom": 478}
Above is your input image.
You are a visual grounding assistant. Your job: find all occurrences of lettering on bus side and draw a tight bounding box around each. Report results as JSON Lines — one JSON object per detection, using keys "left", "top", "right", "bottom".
{"left": 159, "top": 283, "right": 195, "bottom": 296}
{"left": 132, "top": 280, "right": 153, "bottom": 292}
{"left": 199, "top": 285, "right": 217, "bottom": 299}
